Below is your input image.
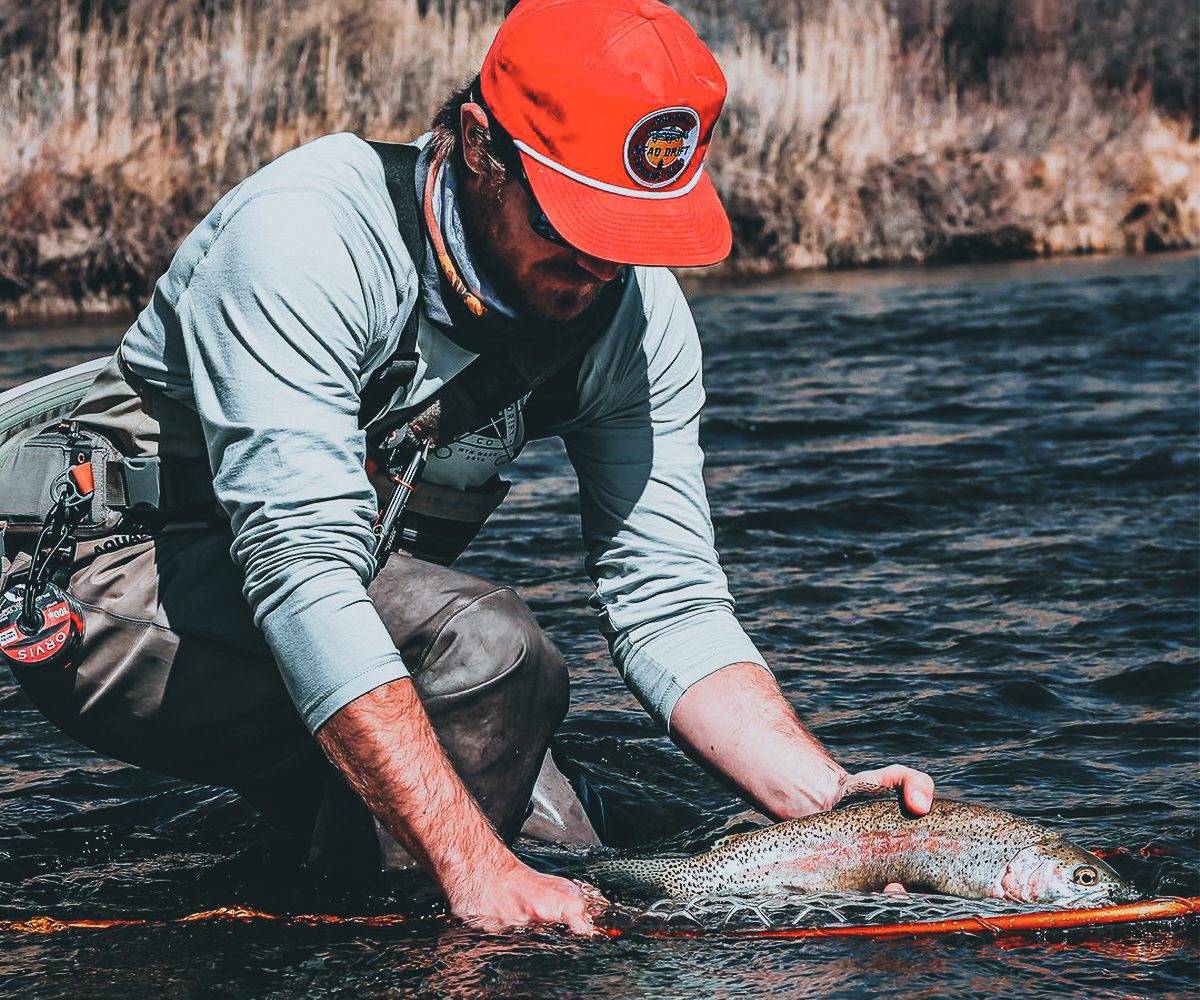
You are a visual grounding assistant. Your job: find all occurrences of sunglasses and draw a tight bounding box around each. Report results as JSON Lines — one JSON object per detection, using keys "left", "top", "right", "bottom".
{"left": 471, "top": 83, "right": 573, "bottom": 249}
{"left": 510, "top": 158, "right": 572, "bottom": 249}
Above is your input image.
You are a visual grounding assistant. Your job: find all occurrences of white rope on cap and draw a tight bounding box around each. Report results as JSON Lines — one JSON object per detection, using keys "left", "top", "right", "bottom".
{"left": 513, "top": 139, "right": 709, "bottom": 200}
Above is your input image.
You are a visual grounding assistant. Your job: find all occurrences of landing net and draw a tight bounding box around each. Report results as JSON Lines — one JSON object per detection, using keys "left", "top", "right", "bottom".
{"left": 625, "top": 890, "right": 1047, "bottom": 930}
{"left": 600, "top": 893, "right": 1200, "bottom": 940}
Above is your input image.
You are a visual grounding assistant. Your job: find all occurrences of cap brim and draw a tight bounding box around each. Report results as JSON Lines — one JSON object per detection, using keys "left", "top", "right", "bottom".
{"left": 521, "top": 153, "right": 732, "bottom": 268}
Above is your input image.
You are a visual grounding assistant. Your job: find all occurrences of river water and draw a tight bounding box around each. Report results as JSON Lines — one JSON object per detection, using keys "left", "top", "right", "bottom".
{"left": 0, "top": 253, "right": 1196, "bottom": 998}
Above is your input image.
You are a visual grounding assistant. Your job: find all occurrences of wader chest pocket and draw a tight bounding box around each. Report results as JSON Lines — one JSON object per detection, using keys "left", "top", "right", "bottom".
{"left": 0, "top": 422, "right": 120, "bottom": 537}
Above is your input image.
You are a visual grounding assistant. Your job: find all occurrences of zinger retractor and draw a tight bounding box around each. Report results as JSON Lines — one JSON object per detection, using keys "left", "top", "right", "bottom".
{"left": 371, "top": 435, "right": 431, "bottom": 563}
{"left": 0, "top": 461, "right": 92, "bottom": 670}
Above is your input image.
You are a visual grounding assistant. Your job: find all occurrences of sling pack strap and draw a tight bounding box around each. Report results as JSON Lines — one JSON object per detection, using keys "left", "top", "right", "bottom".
{"left": 357, "top": 137, "right": 626, "bottom": 450}
{"left": 360, "top": 141, "right": 426, "bottom": 426}
{"left": 353, "top": 138, "right": 626, "bottom": 565}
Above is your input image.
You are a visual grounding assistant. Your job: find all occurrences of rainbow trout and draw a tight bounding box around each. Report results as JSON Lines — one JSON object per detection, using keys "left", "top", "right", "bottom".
{"left": 589, "top": 798, "right": 1137, "bottom": 905}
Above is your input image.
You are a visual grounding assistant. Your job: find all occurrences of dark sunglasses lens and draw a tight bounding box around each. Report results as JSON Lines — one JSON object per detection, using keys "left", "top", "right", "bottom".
{"left": 511, "top": 153, "right": 572, "bottom": 248}
{"left": 528, "top": 207, "right": 570, "bottom": 248}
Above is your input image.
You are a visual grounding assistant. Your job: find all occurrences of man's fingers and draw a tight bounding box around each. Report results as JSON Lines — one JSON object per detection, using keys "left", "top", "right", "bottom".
{"left": 905, "top": 775, "right": 935, "bottom": 814}
{"left": 543, "top": 892, "right": 602, "bottom": 936}
{"left": 457, "top": 870, "right": 608, "bottom": 936}
{"left": 561, "top": 879, "right": 607, "bottom": 934}
{"left": 562, "top": 904, "right": 598, "bottom": 935}
{"left": 572, "top": 879, "right": 609, "bottom": 912}
{"left": 847, "top": 765, "right": 935, "bottom": 815}
{"left": 895, "top": 767, "right": 935, "bottom": 814}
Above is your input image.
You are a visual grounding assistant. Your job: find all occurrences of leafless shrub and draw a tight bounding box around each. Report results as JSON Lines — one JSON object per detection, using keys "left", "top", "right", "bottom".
{"left": 0, "top": 0, "right": 1195, "bottom": 320}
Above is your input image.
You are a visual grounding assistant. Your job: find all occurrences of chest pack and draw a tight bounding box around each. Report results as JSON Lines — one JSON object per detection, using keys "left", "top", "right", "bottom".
{"left": 358, "top": 141, "right": 615, "bottom": 566}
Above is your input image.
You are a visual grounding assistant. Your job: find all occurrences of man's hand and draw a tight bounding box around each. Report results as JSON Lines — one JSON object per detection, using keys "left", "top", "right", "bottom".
{"left": 318, "top": 678, "right": 608, "bottom": 934}
{"left": 843, "top": 765, "right": 935, "bottom": 894}
{"left": 843, "top": 764, "right": 935, "bottom": 816}
{"left": 447, "top": 860, "right": 608, "bottom": 935}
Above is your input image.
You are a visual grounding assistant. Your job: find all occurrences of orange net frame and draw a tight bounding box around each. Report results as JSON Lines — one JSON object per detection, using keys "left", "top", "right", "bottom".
{"left": 603, "top": 896, "right": 1200, "bottom": 941}
{"left": 0, "top": 897, "right": 1196, "bottom": 940}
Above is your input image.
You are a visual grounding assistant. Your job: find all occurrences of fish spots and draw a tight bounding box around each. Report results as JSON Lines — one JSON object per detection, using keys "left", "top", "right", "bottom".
{"left": 590, "top": 800, "right": 1137, "bottom": 904}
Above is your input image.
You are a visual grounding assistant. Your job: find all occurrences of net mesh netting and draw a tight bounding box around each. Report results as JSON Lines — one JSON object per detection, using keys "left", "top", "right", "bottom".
{"left": 608, "top": 890, "right": 1092, "bottom": 932}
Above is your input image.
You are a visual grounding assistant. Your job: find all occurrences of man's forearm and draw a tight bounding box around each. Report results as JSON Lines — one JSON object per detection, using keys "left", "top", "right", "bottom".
{"left": 669, "top": 662, "right": 848, "bottom": 818}
{"left": 316, "top": 676, "right": 517, "bottom": 900}
{"left": 669, "top": 662, "right": 934, "bottom": 819}
{"left": 314, "top": 676, "right": 604, "bottom": 933}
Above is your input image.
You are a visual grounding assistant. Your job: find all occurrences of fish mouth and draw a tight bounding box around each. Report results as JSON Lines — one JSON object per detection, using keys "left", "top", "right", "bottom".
{"left": 1069, "top": 884, "right": 1143, "bottom": 907}
{"left": 1106, "top": 884, "right": 1144, "bottom": 906}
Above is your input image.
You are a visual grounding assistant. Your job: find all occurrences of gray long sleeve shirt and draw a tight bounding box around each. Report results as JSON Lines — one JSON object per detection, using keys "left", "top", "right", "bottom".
{"left": 113, "top": 132, "right": 767, "bottom": 731}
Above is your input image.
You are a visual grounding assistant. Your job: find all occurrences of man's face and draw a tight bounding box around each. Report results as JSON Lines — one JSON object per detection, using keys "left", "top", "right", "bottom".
{"left": 459, "top": 124, "right": 624, "bottom": 323}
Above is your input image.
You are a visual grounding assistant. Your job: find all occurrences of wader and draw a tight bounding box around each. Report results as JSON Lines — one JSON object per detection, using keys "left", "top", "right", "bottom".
{"left": 0, "top": 360, "right": 599, "bottom": 866}
{"left": 0, "top": 363, "right": 600, "bottom": 868}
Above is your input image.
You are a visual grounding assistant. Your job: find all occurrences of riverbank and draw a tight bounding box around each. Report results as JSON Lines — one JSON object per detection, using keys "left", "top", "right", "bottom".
{"left": 712, "top": 16, "right": 1199, "bottom": 275}
{"left": 2, "top": 0, "right": 1196, "bottom": 325}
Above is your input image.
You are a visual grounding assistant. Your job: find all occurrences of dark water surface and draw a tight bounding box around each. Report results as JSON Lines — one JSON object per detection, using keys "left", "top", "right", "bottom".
{"left": 1, "top": 253, "right": 1197, "bottom": 998}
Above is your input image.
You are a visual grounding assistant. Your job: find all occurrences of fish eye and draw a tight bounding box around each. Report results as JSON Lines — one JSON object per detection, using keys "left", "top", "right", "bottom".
{"left": 1072, "top": 865, "right": 1099, "bottom": 886}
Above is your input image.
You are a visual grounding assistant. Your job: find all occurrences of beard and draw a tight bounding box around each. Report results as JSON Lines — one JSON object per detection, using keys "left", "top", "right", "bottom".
{"left": 459, "top": 178, "right": 609, "bottom": 324}
{"left": 512, "top": 262, "right": 608, "bottom": 323}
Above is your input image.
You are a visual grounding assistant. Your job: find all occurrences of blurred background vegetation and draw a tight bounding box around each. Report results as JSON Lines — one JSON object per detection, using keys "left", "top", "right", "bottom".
{"left": 0, "top": 0, "right": 1196, "bottom": 321}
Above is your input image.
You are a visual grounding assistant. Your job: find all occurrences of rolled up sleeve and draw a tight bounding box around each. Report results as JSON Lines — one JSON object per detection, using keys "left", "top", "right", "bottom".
{"left": 176, "top": 188, "right": 411, "bottom": 730}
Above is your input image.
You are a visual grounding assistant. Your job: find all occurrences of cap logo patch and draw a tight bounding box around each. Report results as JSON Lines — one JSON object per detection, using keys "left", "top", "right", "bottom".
{"left": 624, "top": 107, "right": 701, "bottom": 189}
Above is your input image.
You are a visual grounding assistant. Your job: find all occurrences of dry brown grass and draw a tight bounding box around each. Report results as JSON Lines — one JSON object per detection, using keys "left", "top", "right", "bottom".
{"left": 712, "top": 0, "right": 1199, "bottom": 272}
{"left": 0, "top": 0, "right": 504, "bottom": 320}
{"left": 3, "top": 0, "right": 500, "bottom": 176}
{"left": 0, "top": 0, "right": 1196, "bottom": 321}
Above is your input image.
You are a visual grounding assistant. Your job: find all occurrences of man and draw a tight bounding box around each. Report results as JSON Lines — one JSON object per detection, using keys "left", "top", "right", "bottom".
{"left": 0, "top": 0, "right": 932, "bottom": 933}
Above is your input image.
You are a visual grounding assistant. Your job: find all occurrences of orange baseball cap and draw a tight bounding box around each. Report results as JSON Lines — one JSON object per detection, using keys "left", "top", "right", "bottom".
{"left": 479, "top": 0, "right": 731, "bottom": 268}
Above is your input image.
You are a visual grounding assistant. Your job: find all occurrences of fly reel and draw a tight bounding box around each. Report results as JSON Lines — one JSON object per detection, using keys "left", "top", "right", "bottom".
{"left": 0, "top": 457, "right": 93, "bottom": 671}
{"left": 0, "top": 583, "right": 86, "bottom": 669}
